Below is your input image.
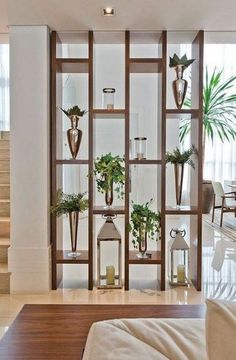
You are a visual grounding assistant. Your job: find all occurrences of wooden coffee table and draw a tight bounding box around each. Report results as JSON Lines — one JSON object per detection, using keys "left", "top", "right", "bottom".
{"left": 0, "top": 304, "right": 205, "bottom": 359}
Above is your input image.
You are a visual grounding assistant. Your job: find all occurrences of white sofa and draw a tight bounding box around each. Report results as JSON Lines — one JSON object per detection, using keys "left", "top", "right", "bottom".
{"left": 83, "top": 299, "right": 236, "bottom": 360}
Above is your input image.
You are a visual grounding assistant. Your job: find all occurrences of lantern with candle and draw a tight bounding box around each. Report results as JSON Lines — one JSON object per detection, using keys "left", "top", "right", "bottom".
{"left": 169, "top": 228, "right": 189, "bottom": 286}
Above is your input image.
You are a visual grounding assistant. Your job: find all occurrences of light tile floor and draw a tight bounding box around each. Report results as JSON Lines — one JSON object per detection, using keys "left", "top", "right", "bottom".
{"left": 0, "top": 216, "right": 235, "bottom": 339}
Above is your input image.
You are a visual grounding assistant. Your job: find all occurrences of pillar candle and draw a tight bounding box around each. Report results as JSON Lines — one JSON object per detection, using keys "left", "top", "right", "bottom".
{"left": 177, "top": 264, "right": 185, "bottom": 283}
{"left": 106, "top": 265, "right": 115, "bottom": 285}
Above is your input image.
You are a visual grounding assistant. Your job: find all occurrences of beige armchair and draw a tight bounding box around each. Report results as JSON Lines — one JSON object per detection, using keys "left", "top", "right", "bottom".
{"left": 212, "top": 181, "right": 236, "bottom": 227}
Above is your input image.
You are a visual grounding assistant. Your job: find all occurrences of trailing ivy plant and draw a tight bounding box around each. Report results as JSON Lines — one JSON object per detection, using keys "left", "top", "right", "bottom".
{"left": 60, "top": 105, "right": 87, "bottom": 118}
{"left": 129, "top": 199, "right": 161, "bottom": 249}
{"left": 166, "top": 146, "right": 196, "bottom": 169}
{"left": 169, "top": 54, "right": 195, "bottom": 69}
{"left": 51, "top": 189, "right": 89, "bottom": 217}
{"left": 92, "top": 153, "right": 125, "bottom": 199}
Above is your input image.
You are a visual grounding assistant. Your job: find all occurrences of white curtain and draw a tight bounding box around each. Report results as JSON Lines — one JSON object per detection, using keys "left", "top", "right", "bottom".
{"left": 203, "top": 44, "right": 236, "bottom": 183}
{"left": 0, "top": 43, "right": 9, "bottom": 131}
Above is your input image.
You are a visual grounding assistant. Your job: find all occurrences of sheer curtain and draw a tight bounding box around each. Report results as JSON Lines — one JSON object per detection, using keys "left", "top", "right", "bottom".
{"left": 203, "top": 44, "right": 236, "bottom": 183}
{"left": 0, "top": 43, "right": 9, "bottom": 131}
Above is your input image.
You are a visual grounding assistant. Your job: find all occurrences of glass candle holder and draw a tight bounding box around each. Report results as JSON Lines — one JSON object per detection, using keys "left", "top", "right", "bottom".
{"left": 134, "top": 137, "right": 147, "bottom": 160}
{"left": 103, "top": 88, "right": 115, "bottom": 109}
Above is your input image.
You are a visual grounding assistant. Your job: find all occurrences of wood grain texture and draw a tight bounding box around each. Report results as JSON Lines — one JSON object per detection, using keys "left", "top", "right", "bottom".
{"left": 0, "top": 304, "right": 205, "bottom": 360}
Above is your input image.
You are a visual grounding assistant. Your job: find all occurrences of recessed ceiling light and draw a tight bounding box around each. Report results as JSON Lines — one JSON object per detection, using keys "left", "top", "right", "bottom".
{"left": 103, "top": 7, "right": 115, "bottom": 16}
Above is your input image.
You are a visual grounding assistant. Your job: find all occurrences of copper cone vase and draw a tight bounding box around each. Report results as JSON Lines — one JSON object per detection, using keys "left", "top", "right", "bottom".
{"left": 137, "top": 222, "right": 148, "bottom": 259}
{"left": 105, "top": 180, "right": 114, "bottom": 208}
{"left": 174, "top": 163, "right": 184, "bottom": 208}
{"left": 67, "top": 115, "right": 82, "bottom": 159}
{"left": 172, "top": 65, "right": 188, "bottom": 109}
{"left": 68, "top": 211, "right": 80, "bottom": 258}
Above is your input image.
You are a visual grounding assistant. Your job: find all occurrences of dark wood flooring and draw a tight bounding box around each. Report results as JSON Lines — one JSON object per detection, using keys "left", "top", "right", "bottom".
{"left": 0, "top": 304, "right": 205, "bottom": 359}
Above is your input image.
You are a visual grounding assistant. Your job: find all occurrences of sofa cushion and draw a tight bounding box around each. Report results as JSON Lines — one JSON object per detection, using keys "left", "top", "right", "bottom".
{"left": 206, "top": 299, "right": 236, "bottom": 360}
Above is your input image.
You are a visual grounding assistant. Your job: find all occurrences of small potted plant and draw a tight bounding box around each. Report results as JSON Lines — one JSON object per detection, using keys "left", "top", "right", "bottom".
{"left": 129, "top": 199, "right": 161, "bottom": 259}
{"left": 92, "top": 153, "right": 125, "bottom": 208}
{"left": 60, "top": 105, "right": 87, "bottom": 159}
{"left": 166, "top": 146, "right": 196, "bottom": 208}
{"left": 51, "top": 190, "right": 89, "bottom": 258}
{"left": 169, "top": 54, "right": 195, "bottom": 109}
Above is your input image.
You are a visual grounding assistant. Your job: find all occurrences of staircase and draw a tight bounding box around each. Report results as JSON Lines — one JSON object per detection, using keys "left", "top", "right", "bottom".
{"left": 0, "top": 131, "right": 10, "bottom": 294}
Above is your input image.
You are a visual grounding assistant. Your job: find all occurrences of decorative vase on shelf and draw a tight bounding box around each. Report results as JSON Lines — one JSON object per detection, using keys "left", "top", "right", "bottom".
{"left": 172, "top": 65, "right": 187, "bottom": 110}
{"left": 60, "top": 105, "right": 87, "bottom": 160}
{"left": 174, "top": 163, "right": 184, "bottom": 208}
{"left": 105, "top": 179, "right": 114, "bottom": 208}
{"left": 169, "top": 54, "right": 195, "bottom": 110}
{"left": 67, "top": 115, "right": 82, "bottom": 160}
{"left": 136, "top": 222, "right": 148, "bottom": 259}
{"left": 68, "top": 211, "right": 80, "bottom": 258}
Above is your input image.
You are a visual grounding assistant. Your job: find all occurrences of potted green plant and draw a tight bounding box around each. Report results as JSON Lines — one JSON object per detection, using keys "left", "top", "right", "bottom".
{"left": 92, "top": 153, "right": 125, "bottom": 208}
{"left": 180, "top": 67, "right": 236, "bottom": 212}
{"left": 51, "top": 190, "right": 89, "bottom": 258}
{"left": 129, "top": 199, "right": 161, "bottom": 259}
{"left": 166, "top": 146, "right": 196, "bottom": 208}
{"left": 169, "top": 54, "right": 195, "bottom": 109}
{"left": 60, "top": 105, "right": 87, "bottom": 159}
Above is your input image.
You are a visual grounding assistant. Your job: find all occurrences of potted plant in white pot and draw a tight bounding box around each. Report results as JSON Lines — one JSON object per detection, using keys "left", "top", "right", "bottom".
{"left": 51, "top": 190, "right": 89, "bottom": 258}
{"left": 180, "top": 67, "right": 236, "bottom": 213}
{"left": 91, "top": 153, "right": 125, "bottom": 208}
{"left": 166, "top": 146, "right": 197, "bottom": 209}
{"left": 129, "top": 199, "right": 161, "bottom": 259}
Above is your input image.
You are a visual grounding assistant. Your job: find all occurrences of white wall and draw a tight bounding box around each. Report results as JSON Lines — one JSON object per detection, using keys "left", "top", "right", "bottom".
{"left": 9, "top": 26, "right": 51, "bottom": 293}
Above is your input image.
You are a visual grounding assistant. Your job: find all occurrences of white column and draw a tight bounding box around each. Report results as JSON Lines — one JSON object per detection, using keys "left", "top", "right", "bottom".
{"left": 9, "top": 26, "right": 51, "bottom": 293}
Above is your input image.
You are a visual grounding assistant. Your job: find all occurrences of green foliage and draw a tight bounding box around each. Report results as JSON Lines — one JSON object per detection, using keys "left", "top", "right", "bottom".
{"left": 92, "top": 153, "right": 125, "bottom": 198}
{"left": 169, "top": 54, "right": 195, "bottom": 69}
{"left": 60, "top": 105, "right": 87, "bottom": 118}
{"left": 51, "top": 189, "right": 89, "bottom": 217}
{"left": 180, "top": 67, "right": 236, "bottom": 144}
{"left": 129, "top": 200, "right": 161, "bottom": 249}
{"left": 166, "top": 146, "right": 196, "bottom": 168}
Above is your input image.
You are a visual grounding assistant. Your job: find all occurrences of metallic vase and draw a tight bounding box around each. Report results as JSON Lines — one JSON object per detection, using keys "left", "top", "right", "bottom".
{"left": 174, "top": 163, "right": 184, "bottom": 208}
{"left": 172, "top": 65, "right": 187, "bottom": 109}
{"left": 68, "top": 211, "right": 80, "bottom": 258}
{"left": 137, "top": 221, "right": 148, "bottom": 259}
{"left": 67, "top": 115, "right": 82, "bottom": 159}
{"left": 105, "top": 179, "right": 114, "bottom": 208}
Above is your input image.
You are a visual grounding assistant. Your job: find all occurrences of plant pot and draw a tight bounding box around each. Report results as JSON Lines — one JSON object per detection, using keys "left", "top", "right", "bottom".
{"left": 105, "top": 180, "right": 114, "bottom": 208}
{"left": 174, "top": 163, "right": 184, "bottom": 208}
{"left": 68, "top": 211, "right": 80, "bottom": 257}
{"left": 67, "top": 115, "right": 82, "bottom": 159}
{"left": 172, "top": 65, "right": 188, "bottom": 110}
{"left": 136, "top": 223, "right": 148, "bottom": 259}
{"left": 202, "top": 180, "right": 214, "bottom": 214}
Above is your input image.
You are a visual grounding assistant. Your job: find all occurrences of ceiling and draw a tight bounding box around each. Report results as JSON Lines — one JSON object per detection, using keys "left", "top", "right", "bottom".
{"left": 1, "top": 0, "right": 236, "bottom": 33}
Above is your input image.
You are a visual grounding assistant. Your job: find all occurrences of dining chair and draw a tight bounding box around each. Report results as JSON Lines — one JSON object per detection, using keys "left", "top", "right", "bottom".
{"left": 212, "top": 181, "right": 236, "bottom": 227}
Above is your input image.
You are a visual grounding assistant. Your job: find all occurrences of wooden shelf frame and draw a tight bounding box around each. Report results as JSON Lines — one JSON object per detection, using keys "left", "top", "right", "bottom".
{"left": 50, "top": 30, "right": 203, "bottom": 292}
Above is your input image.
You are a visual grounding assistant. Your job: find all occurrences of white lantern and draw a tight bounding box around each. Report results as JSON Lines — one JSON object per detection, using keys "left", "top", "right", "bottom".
{"left": 169, "top": 228, "right": 189, "bottom": 286}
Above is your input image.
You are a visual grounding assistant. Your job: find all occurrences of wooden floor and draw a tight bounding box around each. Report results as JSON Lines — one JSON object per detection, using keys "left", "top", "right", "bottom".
{"left": 0, "top": 304, "right": 205, "bottom": 360}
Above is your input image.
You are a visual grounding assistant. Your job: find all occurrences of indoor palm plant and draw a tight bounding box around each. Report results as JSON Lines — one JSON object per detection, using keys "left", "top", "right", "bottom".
{"left": 180, "top": 67, "right": 236, "bottom": 212}
{"left": 166, "top": 146, "right": 196, "bottom": 208}
{"left": 60, "top": 105, "right": 87, "bottom": 159}
{"left": 51, "top": 190, "right": 89, "bottom": 257}
{"left": 92, "top": 153, "right": 125, "bottom": 208}
{"left": 129, "top": 199, "right": 161, "bottom": 259}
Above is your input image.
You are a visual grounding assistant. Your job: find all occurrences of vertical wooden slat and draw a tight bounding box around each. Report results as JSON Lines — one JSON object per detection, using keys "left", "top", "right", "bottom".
{"left": 50, "top": 31, "right": 57, "bottom": 290}
{"left": 124, "top": 31, "right": 130, "bottom": 290}
{"left": 88, "top": 31, "right": 94, "bottom": 290}
{"left": 161, "top": 31, "right": 167, "bottom": 291}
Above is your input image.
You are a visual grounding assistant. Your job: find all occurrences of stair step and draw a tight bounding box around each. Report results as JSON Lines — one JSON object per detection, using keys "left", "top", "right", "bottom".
{"left": 0, "top": 184, "right": 10, "bottom": 199}
{"left": 0, "top": 238, "right": 10, "bottom": 263}
{"left": 0, "top": 200, "right": 10, "bottom": 216}
{"left": 0, "top": 148, "right": 9, "bottom": 160}
{"left": 0, "top": 217, "right": 10, "bottom": 237}
{"left": 0, "top": 131, "right": 10, "bottom": 140}
{"left": 0, "top": 238, "right": 10, "bottom": 247}
{"left": 0, "top": 171, "right": 10, "bottom": 184}
{"left": 0, "top": 264, "right": 11, "bottom": 294}
{"left": 0, "top": 160, "right": 9, "bottom": 171}
{"left": 0, "top": 139, "right": 9, "bottom": 149}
